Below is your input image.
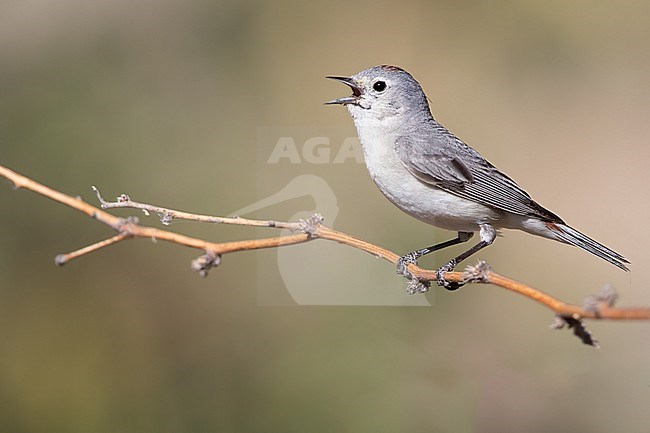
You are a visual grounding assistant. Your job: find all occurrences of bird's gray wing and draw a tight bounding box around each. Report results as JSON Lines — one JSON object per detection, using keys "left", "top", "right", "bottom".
{"left": 395, "top": 135, "right": 562, "bottom": 222}
{"left": 402, "top": 149, "right": 474, "bottom": 187}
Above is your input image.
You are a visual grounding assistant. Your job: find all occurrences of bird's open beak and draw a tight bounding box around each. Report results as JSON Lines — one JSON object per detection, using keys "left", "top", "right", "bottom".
{"left": 325, "top": 76, "right": 362, "bottom": 106}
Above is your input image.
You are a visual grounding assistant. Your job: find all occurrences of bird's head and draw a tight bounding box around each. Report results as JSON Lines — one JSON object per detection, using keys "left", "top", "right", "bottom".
{"left": 326, "top": 65, "right": 430, "bottom": 123}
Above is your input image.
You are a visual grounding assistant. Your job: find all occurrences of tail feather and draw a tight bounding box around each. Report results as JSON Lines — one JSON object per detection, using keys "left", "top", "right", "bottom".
{"left": 552, "top": 223, "right": 630, "bottom": 271}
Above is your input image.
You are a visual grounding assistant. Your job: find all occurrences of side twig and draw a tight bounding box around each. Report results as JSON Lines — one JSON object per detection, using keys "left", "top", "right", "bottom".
{"left": 92, "top": 186, "right": 301, "bottom": 230}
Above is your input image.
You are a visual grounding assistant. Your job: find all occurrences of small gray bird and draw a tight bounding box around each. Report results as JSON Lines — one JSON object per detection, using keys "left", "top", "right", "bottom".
{"left": 326, "top": 65, "right": 628, "bottom": 291}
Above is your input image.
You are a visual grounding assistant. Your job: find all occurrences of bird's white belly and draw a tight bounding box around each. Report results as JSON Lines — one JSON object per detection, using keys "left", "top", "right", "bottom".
{"left": 358, "top": 130, "right": 500, "bottom": 232}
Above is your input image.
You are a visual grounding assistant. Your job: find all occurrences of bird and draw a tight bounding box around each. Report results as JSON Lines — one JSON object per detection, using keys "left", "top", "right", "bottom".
{"left": 326, "top": 65, "right": 629, "bottom": 292}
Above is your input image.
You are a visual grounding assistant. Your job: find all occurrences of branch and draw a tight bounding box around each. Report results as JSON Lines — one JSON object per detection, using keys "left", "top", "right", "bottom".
{"left": 1, "top": 163, "right": 648, "bottom": 346}
{"left": 92, "top": 187, "right": 301, "bottom": 230}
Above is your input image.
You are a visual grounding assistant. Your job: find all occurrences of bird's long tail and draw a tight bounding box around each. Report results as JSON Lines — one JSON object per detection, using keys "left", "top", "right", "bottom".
{"left": 550, "top": 223, "right": 630, "bottom": 271}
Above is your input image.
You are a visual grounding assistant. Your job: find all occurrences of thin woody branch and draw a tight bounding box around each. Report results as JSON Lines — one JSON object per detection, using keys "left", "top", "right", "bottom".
{"left": 0, "top": 165, "right": 312, "bottom": 262}
{"left": 1, "top": 163, "right": 649, "bottom": 341}
{"left": 55, "top": 233, "right": 129, "bottom": 266}
{"left": 92, "top": 186, "right": 302, "bottom": 230}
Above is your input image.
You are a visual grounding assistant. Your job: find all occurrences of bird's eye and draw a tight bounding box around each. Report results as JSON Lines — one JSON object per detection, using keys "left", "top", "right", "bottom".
{"left": 373, "top": 81, "right": 387, "bottom": 92}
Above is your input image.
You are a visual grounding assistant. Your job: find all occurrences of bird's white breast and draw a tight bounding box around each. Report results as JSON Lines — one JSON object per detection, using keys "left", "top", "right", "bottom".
{"left": 351, "top": 111, "right": 500, "bottom": 232}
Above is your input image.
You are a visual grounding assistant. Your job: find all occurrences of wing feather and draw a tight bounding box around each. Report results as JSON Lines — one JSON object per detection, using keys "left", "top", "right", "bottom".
{"left": 395, "top": 134, "right": 562, "bottom": 222}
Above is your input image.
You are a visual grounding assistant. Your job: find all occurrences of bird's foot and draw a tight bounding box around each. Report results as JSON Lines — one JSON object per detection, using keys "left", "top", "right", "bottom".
{"left": 436, "top": 260, "right": 463, "bottom": 291}
{"left": 396, "top": 252, "right": 418, "bottom": 279}
{"left": 397, "top": 251, "right": 430, "bottom": 294}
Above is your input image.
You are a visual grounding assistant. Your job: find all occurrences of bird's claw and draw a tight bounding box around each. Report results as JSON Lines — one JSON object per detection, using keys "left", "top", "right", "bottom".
{"left": 436, "top": 260, "right": 463, "bottom": 291}
{"left": 396, "top": 252, "right": 419, "bottom": 279}
{"left": 397, "top": 252, "right": 430, "bottom": 294}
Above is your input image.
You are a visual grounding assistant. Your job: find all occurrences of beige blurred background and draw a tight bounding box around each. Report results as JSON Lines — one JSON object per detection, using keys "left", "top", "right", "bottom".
{"left": 1, "top": 0, "right": 649, "bottom": 431}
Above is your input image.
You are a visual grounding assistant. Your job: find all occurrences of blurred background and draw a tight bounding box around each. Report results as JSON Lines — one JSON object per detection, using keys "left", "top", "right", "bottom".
{"left": 1, "top": 0, "right": 649, "bottom": 431}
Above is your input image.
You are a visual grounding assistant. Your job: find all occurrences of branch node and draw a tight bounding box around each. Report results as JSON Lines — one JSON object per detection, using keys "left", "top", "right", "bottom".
{"left": 54, "top": 254, "right": 68, "bottom": 266}
{"left": 112, "top": 216, "right": 140, "bottom": 237}
{"left": 597, "top": 283, "right": 619, "bottom": 307}
{"left": 406, "top": 278, "right": 430, "bottom": 295}
{"left": 583, "top": 283, "right": 619, "bottom": 317}
{"left": 159, "top": 212, "right": 173, "bottom": 226}
{"left": 550, "top": 315, "right": 599, "bottom": 348}
{"left": 299, "top": 213, "right": 324, "bottom": 237}
{"left": 191, "top": 251, "right": 222, "bottom": 277}
{"left": 462, "top": 260, "right": 492, "bottom": 284}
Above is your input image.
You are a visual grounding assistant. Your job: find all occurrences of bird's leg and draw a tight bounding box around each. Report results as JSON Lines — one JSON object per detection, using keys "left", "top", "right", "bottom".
{"left": 397, "top": 232, "right": 474, "bottom": 294}
{"left": 397, "top": 232, "right": 474, "bottom": 277}
{"left": 436, "top": 225, "right": 497, "bottom": 291}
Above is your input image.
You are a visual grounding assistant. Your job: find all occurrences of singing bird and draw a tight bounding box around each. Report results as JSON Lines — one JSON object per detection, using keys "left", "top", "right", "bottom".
{"left": 327, "top": 65, "right": 628, "bottom": 291}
